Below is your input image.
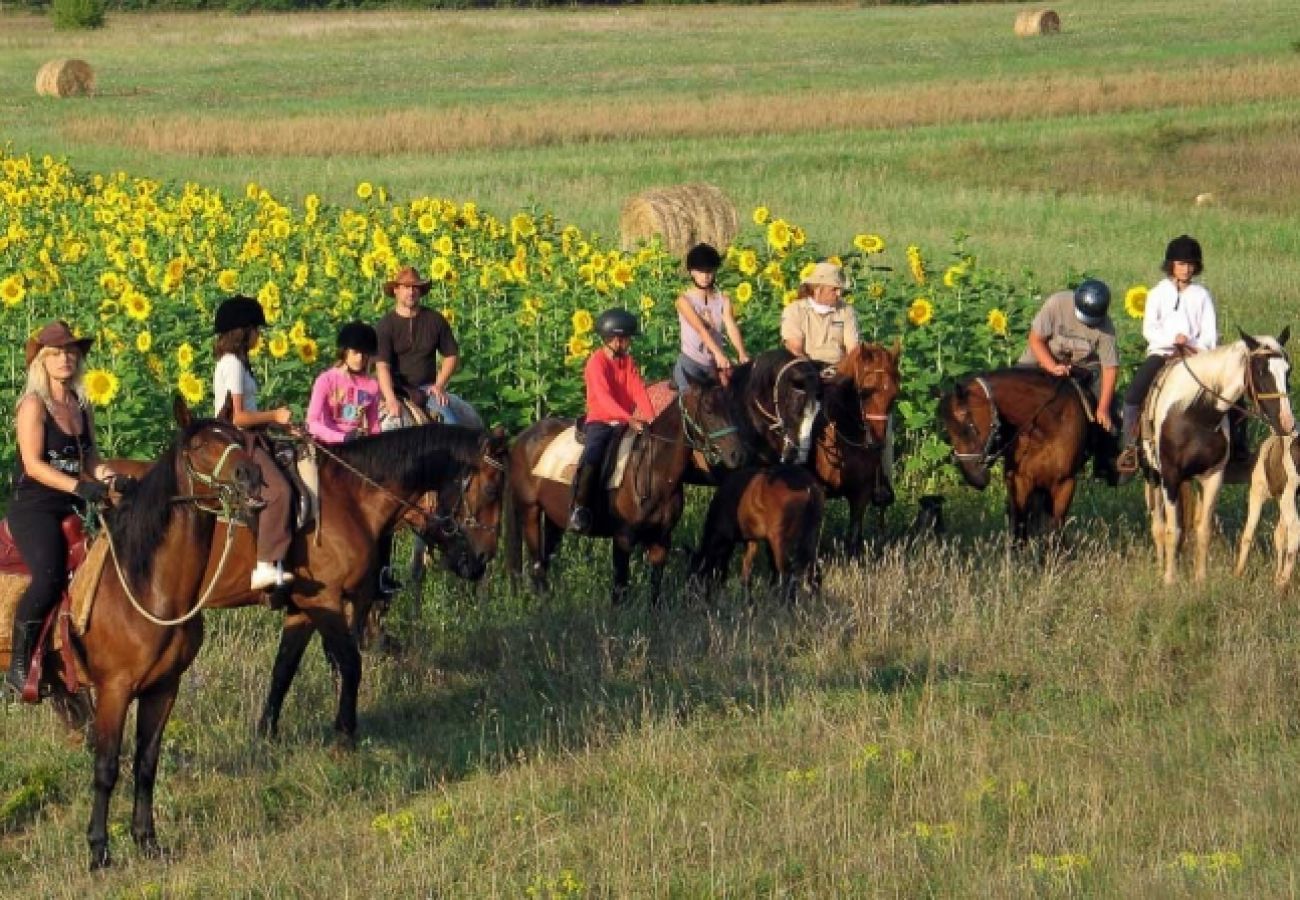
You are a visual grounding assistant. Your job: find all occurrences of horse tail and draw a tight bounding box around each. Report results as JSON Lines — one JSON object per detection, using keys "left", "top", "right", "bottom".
{"left": 504, "top": 482, "right": 523, "bottom": 578}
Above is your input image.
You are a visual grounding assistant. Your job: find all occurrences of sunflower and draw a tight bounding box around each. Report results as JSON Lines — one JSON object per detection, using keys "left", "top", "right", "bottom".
{"left": 123, "top": 290, "right": 152, "bottom": 322}
{"left": 296, "top": 338, "right": 319, "bottom": 365}
{"left": 943, "top": 265, "right": 967, "bottom": 289}
{"left": 0, "top": 274, "right": 25, "bottom": 307}
{"left": 509, "top": 255, "right": 528, "bottom": 282}
{"left": 136, "top": 331, "right": 152, "bottom": 353}
{"left": 735, "top": 281, "right": 753, "bottom": 303}
{"left": 906, "top": 245, "right": 927, "bottom": 285}
{"left": 566, "top": 334, "right": 591, "bottom": 359}
{"left": 129, "top": 237, "right": 148, "bottom": 261}
{"left": 217, "top": 269, "right": 238, "bottom": 292}
{"left": 84, "top": 369, "right": 120, "bottom": 406}
{"left": 268, "top": 333, "right": 290, "bottom": 359}
{"left": 853, "top": 234, "right": 885, "bottom": 254}
{"left": 434, "top": 235, "right": 454, "bottom": 256}
{"left": 98, "top": 271, "right": 123, "bottom": 296}
{"left": 524, "top": 296, "right": 543, "bottom": 314}
{"left": 177, "top": 371, "right": 204, "bottom": 406}
{"left": 908, "top": 298, "right": 934, "bottom": 327}
{"left": 639, "top": 294, "right": 655, "bottom": 313}
{"left": 572, "top": 309, "right": 594, "bottom": 335}
{"left": 752, "top": 206, "right": 770, "bottom": 225}
{"left": 767, "top": 219, "right": 792, "bottom": 252}
{"left": 417, "top": 213, "right": 437, "bottom": 235}
{"left": 1124, "top": 285, "right": 1148, "bottom": 320}
{"left": 987, "top": 309, "right": 1008, "bottom": 337}
{"left": 510, "top": 213, "right": 536, "bottom": 242}
{"left": 441, "top": 307, "right": 456, "bottom": 328}
{"left": 610, "top": 262, "right": 634, "bottom": 290}
{"left": 738, "top": 250, "right": 759, "bottom": 277}
{"left": 177, "top": 342, "right": 194, "bottom": 369}
{"left": 868, "top": 282, "right": 886, "bottom": 300}
{"left": 782, "top": 289, "right": 799, "bottom": 306}
{"left": 356, "top": 181, "right": 374, "bottom": 201}
{"left": 517, "top": 310, "right": 538, "bottom": 328}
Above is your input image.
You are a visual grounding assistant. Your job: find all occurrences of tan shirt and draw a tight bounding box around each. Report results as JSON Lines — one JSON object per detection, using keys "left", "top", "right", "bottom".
{"left": 1017, "top": 290, "right": 1119, "bottom": 369}
{"left": 780, "top": 300, "right": 861, "bottom": 366}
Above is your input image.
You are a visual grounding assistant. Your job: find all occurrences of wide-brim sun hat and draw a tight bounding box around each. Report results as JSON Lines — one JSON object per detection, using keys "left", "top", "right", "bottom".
{"left": 384, "top": 265, "right": 433, "bottom": 297}
{"left": 801, "top": 261, "right": 853, "bottom": 291}
{"left": 25, "top": 320, "right": 94, "bottom": 368}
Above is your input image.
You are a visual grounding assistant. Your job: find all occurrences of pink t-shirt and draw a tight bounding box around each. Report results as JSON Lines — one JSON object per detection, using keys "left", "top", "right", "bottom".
{"left": 307, "top": 367, "right": 381, "bottom": 444}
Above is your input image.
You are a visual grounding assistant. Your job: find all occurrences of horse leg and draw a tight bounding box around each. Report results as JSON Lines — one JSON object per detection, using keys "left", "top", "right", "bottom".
{"left": 1007, "top": 474, "right": 1033, "bottom": 544}
{"left": 1193, "top": 474, "right": 1223, "bottom": 583}
{"left": 1160, "top": 482, "right": 1183, "bottom": 585}
{"left": 1281, "top": 498, "right": 1300, "bottom": 587}
{"left": 1144, "top": 481, "right": 1166, "bottom": 574}
{"left": 86, "top": 683, "right": 131, "bottom": 870}
{"left": 645, "top": 540, "right": 671, "bottom": 606}
{"left": 1048, "top": 477, "right": 1077, "bottom": 537}
{"left": 49, "top": 682, "right": 94, "bottom": 743}
{"left": 312, "top": 609, "right": 362, "bottom": 745}
{"left": 846, "top": 493, "right": 867, "bottom": 557}
{"left": 130, "top": 678, "right": 181, "bottom": 857}
{"left": 1236, "top": 479, "right": 1267, "bottom": 576}
{"left": 257, "top": 613, "right": 316, "bottom": 740}
{"left": 610, "top": 540, "right": 633, "bottom": 606}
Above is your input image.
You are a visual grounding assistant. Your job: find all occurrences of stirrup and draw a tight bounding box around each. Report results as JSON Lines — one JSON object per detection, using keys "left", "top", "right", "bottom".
{"left": 567, "top": 506, "right": 592, "bottom": 534}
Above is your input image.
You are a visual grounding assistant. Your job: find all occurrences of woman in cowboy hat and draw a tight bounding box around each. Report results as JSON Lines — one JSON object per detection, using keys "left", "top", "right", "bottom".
{"left": 212, "top": 295, "right": 296, "bottom": 591}
{"left": 673, "top": 242, "right": 750, "bottom": 391}
{"left": 780, "top": 261, "right": 861, "bottom": 369}
{"left": 7, "top": 321, "right": 127, "bottom": 695}
{"left": 374, "top": 265, "right": 471, "bottom": 428}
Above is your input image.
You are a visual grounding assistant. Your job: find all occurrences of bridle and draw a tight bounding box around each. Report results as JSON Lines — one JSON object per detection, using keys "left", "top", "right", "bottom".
{"left": 178, "top": 425, "right": 259, "bottom": 518}
{"left": 1178, "top": 346, "right": 1291, "bottom": 435}
{"left": 950, "top": 376, "right": 1003, "bottom": 467}
{"left": 751, "top": 358, "right": 820, "bottom": 462}
{"left": 828, "top": 366, "right": 897, "bottom": 451}
{"left": 675, "top": 388, "right": 740, "bottom": 466}
{"left": 428, "top": 449, "right": 506, "bottom": 539}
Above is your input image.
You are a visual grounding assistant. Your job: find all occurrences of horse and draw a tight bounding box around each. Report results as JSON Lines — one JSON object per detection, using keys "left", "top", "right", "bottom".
{"left": 1, "top": 399, "right": 261, "bottom": 869}
{"left": 1140, "top": 331, "right": 1293, "bottom": 584}
{"left": 807, "top": 341, "right": 901, "bottom": 551}
{"left": 723, "top": 348, "right": 825, "bottom": 467}
{"left": 690, "top": 465, "right": 824, "bottom": 603}
{"left": 939, "top": 367, "right": 1092, "bottom": 541}
{"left": 506, "top": 384, "right": 747, "bottom": 604}
{"left": 1234, "top": 433, "right": 1300, "bottom": 588}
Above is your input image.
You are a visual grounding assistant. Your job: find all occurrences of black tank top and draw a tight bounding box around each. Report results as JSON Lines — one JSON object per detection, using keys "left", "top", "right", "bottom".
{"left": 12, "top": 401, "right": 94, "bottom": 514}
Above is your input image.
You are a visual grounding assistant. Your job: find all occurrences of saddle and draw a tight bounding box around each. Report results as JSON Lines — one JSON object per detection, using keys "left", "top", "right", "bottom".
{"left": 263, "top": 433, "right": 317, "bottom": 532}
{"left": 0, "top": 514, "right": 97, "bottom": 702}
{"left": 1140, "top": 356, "right": 1254, "bottom": 482}
{"left": 531, "top": 424, "right": 637, "bottom": 488}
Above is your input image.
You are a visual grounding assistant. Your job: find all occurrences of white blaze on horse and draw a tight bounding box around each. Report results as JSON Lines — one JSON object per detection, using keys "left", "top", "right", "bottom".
{"left": 1140, "top": 330, "right": 1294, "bottom": 584}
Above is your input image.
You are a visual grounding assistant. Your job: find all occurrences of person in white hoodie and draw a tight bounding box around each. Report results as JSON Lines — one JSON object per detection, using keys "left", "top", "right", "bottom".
{"left": 1116, "top": 235, "right": 1217, "bottom": 476}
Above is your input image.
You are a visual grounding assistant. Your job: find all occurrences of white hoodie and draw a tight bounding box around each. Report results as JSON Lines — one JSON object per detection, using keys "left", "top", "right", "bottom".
{"left": 1143, "top": 277, "right": 1217, "bottom": 355}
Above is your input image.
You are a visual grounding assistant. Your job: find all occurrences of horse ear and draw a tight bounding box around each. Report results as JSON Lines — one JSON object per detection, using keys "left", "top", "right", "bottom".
{"left": 217, "top": 392, "right": 235, "bottom": 424}
{"left": 1278, "top": 326, "right": 1291, "bottom": 347}
{"left": 490, "top": 425, "right": 509, "bottom": 452}
{"left": 1240, "top": 327, "right": 1260, "bottom": 351}
{"left": 173, "top": 394, "right": 192, "bottom": 429}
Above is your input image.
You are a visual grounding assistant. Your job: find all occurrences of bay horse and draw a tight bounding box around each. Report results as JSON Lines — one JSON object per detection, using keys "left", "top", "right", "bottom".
{"left": 1140, "top": 331, "right": 1293, "bottom": 584}
{"left": 808, "top": 341, "right": 901, "bottom": 551}
{"left": 1, "top": 399, "right": 262, "bottom": 870}
{"left": 939, "top": 368, "right": 1091, "bottom": 541}
{"left": 506, "top": 384, "right": 746, "bottom": 604}
{"left": 690, "top": 465, "right": 825, "bottom": 603}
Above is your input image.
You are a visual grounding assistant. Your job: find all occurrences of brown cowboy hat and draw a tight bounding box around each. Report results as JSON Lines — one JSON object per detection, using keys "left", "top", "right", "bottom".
{"left": 384, "top": 266, "right": 432, "bottom": 297}
{"left": 25, "top": 320, "right": 94, "bottom": 368}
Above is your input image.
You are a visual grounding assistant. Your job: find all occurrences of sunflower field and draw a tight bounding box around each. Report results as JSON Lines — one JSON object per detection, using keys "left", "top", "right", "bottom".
{"left": 0, "top": 150, "right": 1148, "bottom": 489}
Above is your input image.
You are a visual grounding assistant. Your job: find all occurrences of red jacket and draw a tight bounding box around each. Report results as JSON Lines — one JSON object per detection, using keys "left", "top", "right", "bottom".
{"left": 584, "top": 349, "right": 654, "bottom": 425}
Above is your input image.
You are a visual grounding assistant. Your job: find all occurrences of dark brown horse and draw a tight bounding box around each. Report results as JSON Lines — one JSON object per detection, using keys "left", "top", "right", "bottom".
{"left": 722, "top": 348, "right": 825, "bottom": 467}
{"left": 939, "top": 368, "right": 1091, "bottom": 541}
{"left": 808, "top": 342, "right": 901, "bottom": 551}
{"left": 690, "top": 465, "right": 825, "bottom": 602}
{"left": 2, "top": 400, "right": 262, "bottom": 869}
{"left": 506, "top": 384, "right": 746, "bottom": 603}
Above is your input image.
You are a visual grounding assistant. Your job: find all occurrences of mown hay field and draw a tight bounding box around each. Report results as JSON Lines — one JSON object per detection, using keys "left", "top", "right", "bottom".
{"left": 3, "top": 1, "right": 1300, "bottom": 895}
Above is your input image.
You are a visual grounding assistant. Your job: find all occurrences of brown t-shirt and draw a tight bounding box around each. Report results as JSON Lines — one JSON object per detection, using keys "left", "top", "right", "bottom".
{"left": 1017, "top": 290, "right": 1119, "bottom": 369}
{"left": 376, "top": 307, "right": 459, "bottom": 388}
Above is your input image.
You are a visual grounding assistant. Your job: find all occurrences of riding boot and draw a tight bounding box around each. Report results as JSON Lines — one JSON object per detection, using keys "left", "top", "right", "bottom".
{"left": 1116, "top": 403, "right": 1141, "bottom": 480}
{"left": 6, "top": 620, "right": 42, "bottom": 697}
{"left": 567, "top": 463, "right": 600, "bottom": 534}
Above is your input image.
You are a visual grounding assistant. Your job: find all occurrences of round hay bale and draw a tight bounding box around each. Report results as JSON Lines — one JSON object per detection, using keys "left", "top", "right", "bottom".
{"left": 1195, "top": 192, "right": 1216, "bottom": 206}
{"left": 1013, "top": 9, "right": 1060, "bottom": 37}
{"left": 35, "top": 59, "right": 95, "bottom": 98}
{"left": 619, "top": 184, "right": 739, "bottom": 257}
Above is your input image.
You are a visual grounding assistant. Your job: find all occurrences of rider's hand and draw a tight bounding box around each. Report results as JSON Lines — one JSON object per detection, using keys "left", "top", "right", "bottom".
{"left": 429, "top": 384, "right": 450, "bottom": 406}
{"left": 1049, "top": 362, "right": 1071, "bottom": 377}
{"left": 111, "top": 474, "right": 140, "bottom": 495}
{"left": 1097, "top": 410, "right": 1115, "bottom": 433}
{"left": 629, "top": 417, "right": 647, "bottom": 434}
{"left": 271, "top": 406, "right": 293, "bottom": 427}
{"left": 74, "top": 479, "right": 109, "bottom": 504}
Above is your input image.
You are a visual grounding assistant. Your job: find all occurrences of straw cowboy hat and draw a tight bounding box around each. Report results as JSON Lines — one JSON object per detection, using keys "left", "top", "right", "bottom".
{"left": 801, "top": 261, "right": 853, "bottom": 291}
{"left": 384, "top": 266, "right": 432, "bottom": 297}
{"left": 25, "top": 320, "right": 94, "bottom": 368}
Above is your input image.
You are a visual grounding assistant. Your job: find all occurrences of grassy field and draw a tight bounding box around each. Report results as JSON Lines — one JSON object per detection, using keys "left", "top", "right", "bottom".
{"left": 4, "top": 1, "right": 1300, "bottom": 895}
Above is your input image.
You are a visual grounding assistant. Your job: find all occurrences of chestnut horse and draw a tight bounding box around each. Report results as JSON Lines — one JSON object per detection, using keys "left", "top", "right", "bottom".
{"left": 1, "top": 400, "right": 262, "bottom": 869}
{"left": 506, "top": 384, "right": 746, "bottom": 604}
{"left": 1140, "top": 332, "right": 1293, "bottom": 583}
{"left": 808, "top": 342, "right": 901, "bottom": 551}
{"left": 690, "top": 465, "right": 825, "bottom": 602}
{"left": 940, "top": 368, "right": 1091, "bottom": 541}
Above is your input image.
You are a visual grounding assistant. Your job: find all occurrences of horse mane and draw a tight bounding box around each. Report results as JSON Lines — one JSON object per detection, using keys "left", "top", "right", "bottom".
{"left": 104, "top": 419, "right": 206, "bottom": 592}
{"left": 327, "top": 423, "right": 483, "bottom": 491}
{"left": 822, "top": 376, "right": 866, "bottom": 437}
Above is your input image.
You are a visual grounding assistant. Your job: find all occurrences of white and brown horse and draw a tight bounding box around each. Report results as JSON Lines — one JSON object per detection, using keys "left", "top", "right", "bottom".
{"left": 1141, "top": 331, "right": 1293, "bottom": 584}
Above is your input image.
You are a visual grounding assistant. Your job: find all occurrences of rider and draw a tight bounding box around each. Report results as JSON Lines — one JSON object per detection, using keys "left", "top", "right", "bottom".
{"left": 1117, "top": 235, "right": 1218, "bottom": 477}
{"left": 307, "top": 322, "right": 381, "bottom": 444}
{"left": 212, "top": 295, "right": 295, "bottom": 592}
{"left": 1018, "top": 279, "right": 1121, "bottom": 477}
{"left": 7, "top": 322, "right": 127, "bottom": 695}
{"left": 673, "top": 243, "right": 749, "bottom": 391}
{"left": 780, "top": 261, "right": 860, "bottom": 370}
{"left": 568, "top": 308, "right": 654, "bottom": 534}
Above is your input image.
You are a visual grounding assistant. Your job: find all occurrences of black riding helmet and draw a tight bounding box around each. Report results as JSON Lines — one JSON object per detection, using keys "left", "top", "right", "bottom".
{"left": 1164, "top": 234, "right": 1204, "bottom": 275}
{"left": 685, "top": 242, "right": 723, "bottom": 274}
{"left": 595, "top": 308, "right": 640, "bottom": 340}
{"left": 337, "top": 321, "right": 378, "bottom": 356}
{"left": 213, "top": 295, "right": 267, "bottom": 334}
{"left": 1073, "top": 279, "right": 1112, "bottom": 327}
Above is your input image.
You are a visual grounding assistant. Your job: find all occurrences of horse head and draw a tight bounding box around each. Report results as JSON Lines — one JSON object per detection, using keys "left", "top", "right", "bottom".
{"left": 1241, "top": 328, "right": 1295, "bottom": 437}
{"left": 939, "top": 377, "right": 998, "bottom": 489}
{"left": 681, "top": 383, "right": 747, "bottom": 470}
{"left": 839, "top": 340, "right": 901, "bottom": 447}
{"left": 172, "top": 395, "right": 263, "bottom": 517}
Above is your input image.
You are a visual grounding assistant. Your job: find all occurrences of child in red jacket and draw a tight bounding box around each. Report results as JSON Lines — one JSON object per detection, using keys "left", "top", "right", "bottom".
{"left": 569, "top": 308, "right": 654, "bottom": 533}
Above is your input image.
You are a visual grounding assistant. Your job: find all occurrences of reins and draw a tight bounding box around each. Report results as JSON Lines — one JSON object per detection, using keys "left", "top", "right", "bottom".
{"left": 1176, "top": 346, "right": 1288, "bottom": 431}
{"left": 952, "top": 374, "right": 1069, "bottom": 468}
{"left": 750, "top": 358, "right": 820, "bottom": 461}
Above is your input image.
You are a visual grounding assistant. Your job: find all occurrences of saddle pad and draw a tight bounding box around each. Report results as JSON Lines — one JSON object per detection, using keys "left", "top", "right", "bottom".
{"left": 68, "top": 535, "right": 109, "bottom": 636}
{"left": 645, "top": 381, "right": 677, "bottom": 419}
{"left": 531, "top": 426, "right": 637, "bottom": 488}
{"left": 0, "top": 573, "right": 27, "bottom": 653}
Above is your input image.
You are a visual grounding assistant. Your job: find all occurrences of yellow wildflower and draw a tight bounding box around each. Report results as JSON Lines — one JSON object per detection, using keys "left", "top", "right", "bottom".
{"left": 136, "top": 331, "right": 152, "bottom": 353}
{"left": 987, "top": 308, "right": 1008, "bottom": 336}
{"left": 767, "top": 219, "right": 792, "bottom": 252}
{"left": 610, "top": 262, "right": 634, "bottom": 290}
{"left": 572, "top": 309, "right": 594, "bottom": 334}
{"left": 296, "top": 338, "right": 319, "bottom": 365}
{"left": 752, "top": 206, "right": 770, "bottom": 225}
{"left": 908, "top": 298, "right": 933, "bottom": 327}
{"left": 123, "top": 290, "right": 152, "bottom": 322}
{"left": 177, "top": 371, "right": 204, "bottom": 406}
{"left": 943, "top": 265, "right": 967, "bottom": 289}
{"left": 268, "top": 333, "right": 290, "bottom": 359}
{"left": 84, "top": 369, "right": 119, "bottom": 406}
{"left": 177, "top": 342, "right": 194, "bottom": 369}
{"left": 356, "top": 181, "right": 374, "bottom": 201}
{"left": 737, "top": 250, "right": 759, "bottom": 277}
{"left": 735, "top": 281, "right": 753, "bottom": 303}
{"left": 639, "top": 294, "right": 655, "bottom": 312}
{"left": 0, "top": 274, "right": 25, "bottom": 307}
{"left": 853, "top": 234, "right": 885, "bottom": 254}
{"left": 1124, "top": 285, "right": 1148, "bottom": 319}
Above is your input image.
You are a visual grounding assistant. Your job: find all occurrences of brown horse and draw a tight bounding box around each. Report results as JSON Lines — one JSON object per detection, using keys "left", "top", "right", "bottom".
{"left": 808, "top": 342, "right": 901, "bottom": 551}
{"left": 2, "top": 400, "right": 262, "bottom": 869}
{"left": 506, "top": 384, "right": 746, "bottom": 603}
{"left": 690, "top": 465, "right": 825, "bottom": 602}
{"left": 939, "top": 368, "right": 1090, "bottom": 541}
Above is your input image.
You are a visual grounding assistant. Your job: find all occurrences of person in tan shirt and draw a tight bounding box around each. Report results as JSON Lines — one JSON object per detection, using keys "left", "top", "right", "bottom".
{"left": 780, "top": 262, "right": 860, "bottom": 368}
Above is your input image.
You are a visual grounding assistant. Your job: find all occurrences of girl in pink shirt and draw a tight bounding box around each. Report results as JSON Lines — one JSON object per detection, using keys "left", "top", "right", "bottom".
{"left": 307, "top": 322, "right": 382, "bottom": 444}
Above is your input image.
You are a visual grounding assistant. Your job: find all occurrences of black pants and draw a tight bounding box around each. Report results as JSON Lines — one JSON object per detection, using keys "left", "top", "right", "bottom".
{"left": 579, "top": 423, "right": 619, "bottom": 469}
{"left": 9, "top": 504, "right": 71, "bottom": 625}
{"left": 1125, "top": 355, "right": 1167, "bottom": 408}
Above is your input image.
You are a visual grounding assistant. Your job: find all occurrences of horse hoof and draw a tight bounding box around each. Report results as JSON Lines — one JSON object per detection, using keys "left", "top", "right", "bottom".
{"left": 255, "top": 718, "right": 279, "bottom": 741}
{"left": 333, "top": 732, "right": 358, "bottom": 753}
{"left": 136, "top": 837, "right": 172, "bottom": 860}
{"left": 88, "top": 848, "right": 112, "bottom": 871}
